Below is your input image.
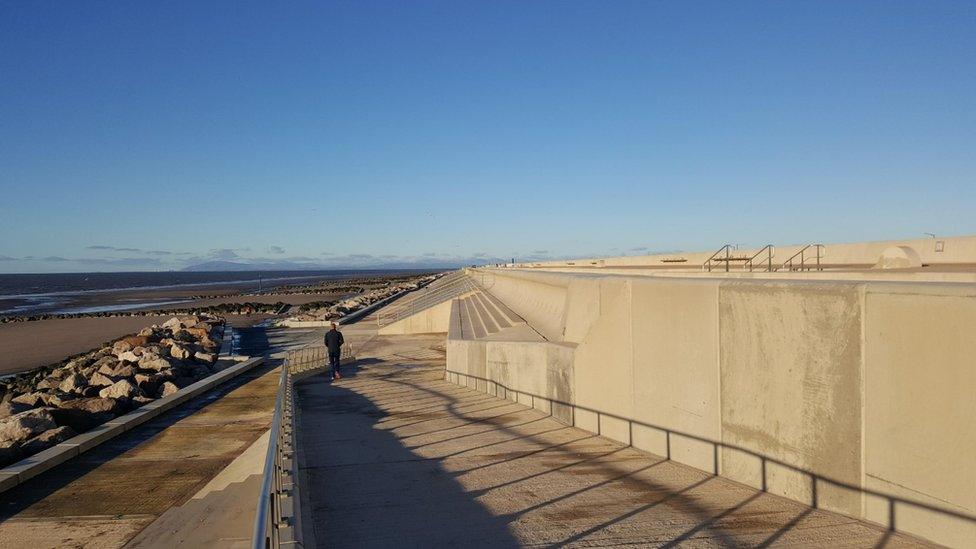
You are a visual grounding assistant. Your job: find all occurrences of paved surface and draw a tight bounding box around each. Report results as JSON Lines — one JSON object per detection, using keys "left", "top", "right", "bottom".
{"left": 296, "top": 330, "right": 932, "bottom": 548}
{"left": 0, "top": 324, "right": 322, "bottom": 549}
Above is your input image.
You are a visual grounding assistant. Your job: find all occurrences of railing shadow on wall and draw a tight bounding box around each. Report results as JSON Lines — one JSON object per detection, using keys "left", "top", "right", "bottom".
{"left": 447, "top": 371, "right": 976, "bottom": 539}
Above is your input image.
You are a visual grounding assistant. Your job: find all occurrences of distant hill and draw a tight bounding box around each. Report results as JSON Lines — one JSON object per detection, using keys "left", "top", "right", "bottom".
{"left": 181, "top": 260, "right": 324, "bottom": 272}
{"left": 181, "top": 259, "right": 468, "bottom": 272}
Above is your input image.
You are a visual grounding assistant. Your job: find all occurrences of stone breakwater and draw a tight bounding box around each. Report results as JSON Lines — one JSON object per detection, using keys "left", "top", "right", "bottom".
{"left": 286, "top": 275, "right": 437, "bottom": 322}
{"left": 0, "top": 315, "right": 224, "bottom": 467}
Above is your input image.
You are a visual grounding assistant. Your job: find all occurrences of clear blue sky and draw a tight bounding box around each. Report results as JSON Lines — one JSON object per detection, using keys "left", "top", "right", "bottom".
{"left": 1, "top": 1, "right": 974, "bottom": 272}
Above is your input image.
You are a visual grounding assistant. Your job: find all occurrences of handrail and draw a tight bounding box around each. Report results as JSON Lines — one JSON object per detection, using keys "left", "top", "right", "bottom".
{"left": 252, "top": 343, "right": 353, "bottom": 549}
{"left": 781, "top": 244, "right": 825, "bottom": 271}
{"left": 744, "top": 244, "right": 775, "bottom": 272}
{"left": 376, "top": 270, "right": 475, "bottom": 327}
{"left": 703, "top": 244, "right": 734, "bottom": 272}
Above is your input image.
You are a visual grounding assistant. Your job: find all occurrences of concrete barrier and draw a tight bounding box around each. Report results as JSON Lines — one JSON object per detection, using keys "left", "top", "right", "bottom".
{"left": 445, "top": 269, "right": 976, "bottom": 548}
{"left": 0, "top": 355, "right": 266, "bottom": 495}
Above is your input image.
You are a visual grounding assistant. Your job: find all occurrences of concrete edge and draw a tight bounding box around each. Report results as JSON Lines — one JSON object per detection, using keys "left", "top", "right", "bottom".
{"left": 0, "top": 355, "right": 266, "bottom": 494}
{"left": 280, "top": 285, "right": 422, "bottom": 329}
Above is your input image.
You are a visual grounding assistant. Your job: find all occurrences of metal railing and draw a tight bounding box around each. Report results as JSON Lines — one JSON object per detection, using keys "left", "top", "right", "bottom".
{"left": 781, "top": 244, "right": 825, "bottom": 271}
{"left": 252, "top": 344, "right": 352, "bottom": 549}
{"left": 376, "top": 270, "right": 477, "bottom": 327}
{"left": 703, "top": 244, "right": 749, "bottom": 272}
{"left": 744, "top": 244, "right": 775, "bottom": 272}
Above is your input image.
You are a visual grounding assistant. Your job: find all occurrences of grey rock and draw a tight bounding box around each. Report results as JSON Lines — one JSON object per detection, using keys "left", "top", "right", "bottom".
{"left": 159, "top": 381, "right": 181, "bottom": 398}
{"left": 88, "top": 372, "right": 116, "bottom": 387}
{"left": 170, "top": 345, "right": 192, "bottom": 360}
{"left": 99, "top": 379, "right": 140, "bottom": 400}
{"left": 20, "top": 425, "right": 77, "bottom": 454}
{"left": 0, "top": 408, "right": 57, "bottom": 443}
{"left": 0, "top": 400, "right": 31, "bottom": 420}
{"left": 11, "top": 392, "right": 44, "bottom": 407}
{"left": 139, "top": 357, "right": 173, "bottom": 372}
{"left": 58, "top": 372, "right": 88, "bottom": 394}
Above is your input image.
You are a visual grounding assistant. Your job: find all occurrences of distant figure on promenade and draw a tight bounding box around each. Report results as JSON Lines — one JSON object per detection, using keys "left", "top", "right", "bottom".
{"left": 325, "top": 321, "right": 345, "bottom": 380}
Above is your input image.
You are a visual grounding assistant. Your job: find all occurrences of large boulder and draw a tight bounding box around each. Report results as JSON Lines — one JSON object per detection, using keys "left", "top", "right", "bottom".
{"left": 35, "top": 376, "right": 61, "bottom": 391}
{"left": 183, "top": 326, "right": 211, "bottom": 340}
{"left": 119, "top": 335, "right": 150, "bottom": 348}
{"left": 99, "top": 379, "right": 140, "bottom": 400}
{"left": 0, "top": 400, "right": 32, "bottom": 420}
{"left": 194, "top": 352, "right": 216, "bottom": 364}
{"left": 117, "top": 350, "right": 141, "bottom": 364}
{"left": 0, "top": 408, "right": 57, "bottom": 443}
{"left": 169, "top": 345, "right": 193, "bottom": 360}
{"left": 58, "top": 372, "right": 88, "bottom": 394}
{"left": 20, "top": 425, "right": 77, "bottom": 454}
{"left": 11, "top": 392, "right": 44, "bottom": 407}
{"left": 41, "top": 392, "right": 77, "bottom": 407}
{"left": 158, "top": 381, "right": 180, "bottom": 398}
{"left": 112, "top": 339, "right": 134, "bottom": 355}
{"left": 52, "top": 397, "right": 124, "bottom": 431}
{"left": 134, "top": 372, "right": 170, "bottom": 395}
{"left": 88, "top": 372, "right": 117, "bottom": 388}
{"left": 139, "top": 357, "right": 174, "bottom": 372}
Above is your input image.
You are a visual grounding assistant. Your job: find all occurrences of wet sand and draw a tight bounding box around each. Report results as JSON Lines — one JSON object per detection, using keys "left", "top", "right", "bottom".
{"left": 0, "top": 315, "right": 173, "bottom": 376}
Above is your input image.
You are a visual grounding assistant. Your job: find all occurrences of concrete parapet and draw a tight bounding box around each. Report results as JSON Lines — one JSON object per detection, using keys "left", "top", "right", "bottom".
{"left": 444, "top": 269, "right": 976, "bottom": 548}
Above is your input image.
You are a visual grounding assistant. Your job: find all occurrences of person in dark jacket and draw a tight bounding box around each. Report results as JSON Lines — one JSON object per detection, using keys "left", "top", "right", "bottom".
{"left": 324, "top": 321, "right": 345, "bottom": 380}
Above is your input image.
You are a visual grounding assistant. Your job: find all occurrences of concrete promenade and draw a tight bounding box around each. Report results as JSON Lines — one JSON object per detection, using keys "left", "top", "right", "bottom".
{"left": 0, "top": 325, "right": 321, "bottom": 548}
{"left": 295, "top": 329, "right": 929, "bottom": 547}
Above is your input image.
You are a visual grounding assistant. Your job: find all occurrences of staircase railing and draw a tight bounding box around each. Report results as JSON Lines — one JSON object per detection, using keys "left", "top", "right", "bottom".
{"left": 704, "top": 244, "right": 733, "bottom": 272}
{"left": 703, "top": 244, "right": 750, "bottom": 272}
{"left": 376, "top": 270, "right": 476, "bottom": 327}
{"left": 781, "top": 244, "right": 825, "bottom": 271}
{"left": 744, "top": 245, "right": 775, "bottom": 272}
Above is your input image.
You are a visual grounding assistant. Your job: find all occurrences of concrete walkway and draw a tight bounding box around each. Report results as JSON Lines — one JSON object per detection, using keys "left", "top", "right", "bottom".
{"left": 0, "top": 324, "right": 320, "bottom": 549}
{"left": 296, "top": 332, "right": 931, "bottom": 548}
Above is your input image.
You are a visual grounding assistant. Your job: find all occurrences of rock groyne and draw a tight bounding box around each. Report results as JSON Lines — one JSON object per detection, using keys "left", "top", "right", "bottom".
{"left": 0, "top": 315, "right": 225, "bottom": 467}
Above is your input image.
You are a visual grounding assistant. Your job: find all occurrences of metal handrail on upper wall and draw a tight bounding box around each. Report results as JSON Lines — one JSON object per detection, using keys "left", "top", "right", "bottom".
{"left": 744, "top": 244, "right": 775, "bottom": 272}
{"left": 781, "top": 244, "right": 826, "bottom": 271}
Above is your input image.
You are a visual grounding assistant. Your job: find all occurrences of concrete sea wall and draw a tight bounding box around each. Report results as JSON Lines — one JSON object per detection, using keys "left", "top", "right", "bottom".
{"left": 446, "top": 269, "right": 976, "bottom": 547}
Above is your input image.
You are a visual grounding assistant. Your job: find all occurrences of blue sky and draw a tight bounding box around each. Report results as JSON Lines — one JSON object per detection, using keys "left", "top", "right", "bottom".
{"left": 1, "top": 1, "right": 974, "bottom": 273}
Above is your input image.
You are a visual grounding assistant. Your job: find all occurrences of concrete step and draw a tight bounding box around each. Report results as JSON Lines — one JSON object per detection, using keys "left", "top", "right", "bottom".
{"left": 469, "top": 292, "right": 500, "bottom": 335}
{"left": 481, "top": 290, "right": 524, "bottom": 325}
{"left": 472, "top": 291, "right": 512, "bottom": 330}
{"left": 460, "top": 297, "right": 486, "bottom": 340}
{"left": 448, "top": 299, "right": 463, "bottom": 340}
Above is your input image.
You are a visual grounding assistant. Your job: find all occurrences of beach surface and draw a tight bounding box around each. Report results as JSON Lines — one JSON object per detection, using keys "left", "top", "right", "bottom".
{"left": 0, "top": 272, "right": 431, "bottom": 376}
{"left": 0, "top": 315, "right": 172, "bottom": 376}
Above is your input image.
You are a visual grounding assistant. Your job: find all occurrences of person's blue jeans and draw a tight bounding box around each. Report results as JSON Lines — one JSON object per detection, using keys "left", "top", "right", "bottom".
{"left": 329, "top": 351, "right": 341, "bottom": 377}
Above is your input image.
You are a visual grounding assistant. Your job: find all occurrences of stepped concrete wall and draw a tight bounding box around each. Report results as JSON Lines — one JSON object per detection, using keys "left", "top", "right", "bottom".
{"left": 445, "top": 269, "right": 976, "bottom": 548}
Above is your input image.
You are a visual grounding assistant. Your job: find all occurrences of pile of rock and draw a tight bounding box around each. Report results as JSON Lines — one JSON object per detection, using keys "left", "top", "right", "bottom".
{"left": 0, "top": 315, "right": 224, "bottom": 467}
{"left": 287, "top": 275, "right": 437, "bottom": 322}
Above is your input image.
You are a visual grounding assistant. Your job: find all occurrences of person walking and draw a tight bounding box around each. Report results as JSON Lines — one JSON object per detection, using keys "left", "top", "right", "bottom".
{"left": 325, "top": 321, "right": 345, "bottom": 380}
